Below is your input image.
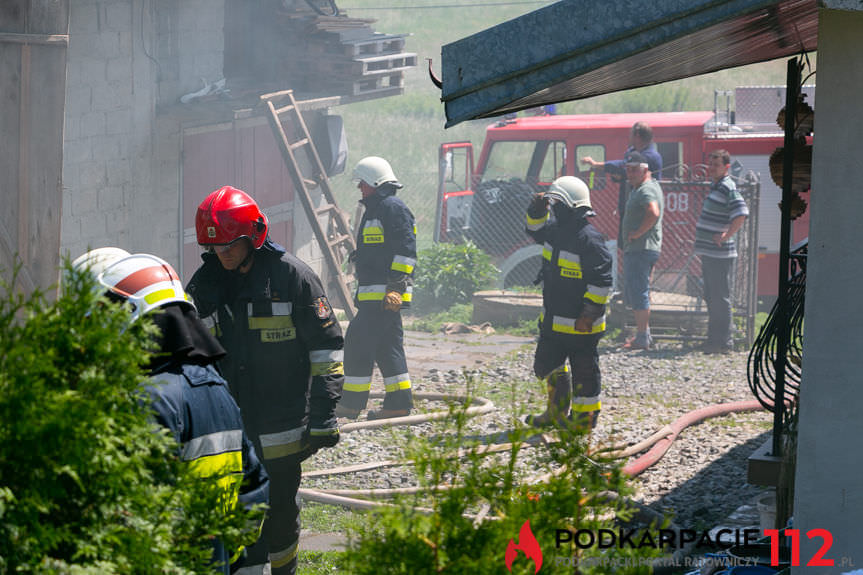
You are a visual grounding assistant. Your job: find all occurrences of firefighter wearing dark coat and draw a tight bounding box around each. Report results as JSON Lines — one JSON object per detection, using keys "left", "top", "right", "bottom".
{"left": 524, "top": 177, "right": 614, "bottom": 430}
{"left": 186, "top": 187, "right": 344, "bottom": 575}
{"left": 73, "top": 249, "right": 270, "bottom": 574}
{"left": 336, "top": 156, "right": 417, "bottom": 420}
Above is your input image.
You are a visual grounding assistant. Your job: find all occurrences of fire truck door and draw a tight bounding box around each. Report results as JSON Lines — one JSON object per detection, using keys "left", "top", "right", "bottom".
{"left": 437, "top": 142, "right": 474, "bottom": 242}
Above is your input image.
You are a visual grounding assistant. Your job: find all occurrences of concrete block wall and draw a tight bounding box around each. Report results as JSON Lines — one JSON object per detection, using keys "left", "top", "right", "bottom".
{"left": 62, "top": 0, "right": 226, "bottom": 271}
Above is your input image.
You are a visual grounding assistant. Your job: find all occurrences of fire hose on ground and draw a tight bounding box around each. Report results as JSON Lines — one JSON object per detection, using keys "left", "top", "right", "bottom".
{"left": 298, "top": 391, "right": 768, "bottom": 563}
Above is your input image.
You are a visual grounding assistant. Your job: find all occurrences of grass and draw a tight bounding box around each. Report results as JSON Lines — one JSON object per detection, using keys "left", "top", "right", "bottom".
{"left": 301, "top": 501, "right": 361, "bottom": 534}
{"left": 297, "top": 550, "right": 343, "bottom": 574}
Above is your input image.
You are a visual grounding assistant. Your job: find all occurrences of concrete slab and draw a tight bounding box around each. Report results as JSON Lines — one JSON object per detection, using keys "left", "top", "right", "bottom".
{"left": 300, "top": 531, "right": 346, "bottom": 552}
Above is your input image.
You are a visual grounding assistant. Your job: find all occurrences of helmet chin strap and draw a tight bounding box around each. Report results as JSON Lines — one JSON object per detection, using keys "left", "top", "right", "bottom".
{"left": 235, "top": 248, "right": 256, "bottom": 273}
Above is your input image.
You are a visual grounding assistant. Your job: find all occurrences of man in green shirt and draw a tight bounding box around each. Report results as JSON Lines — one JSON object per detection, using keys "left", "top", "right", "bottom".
{"left": 620, "top": 152, "right": 664, "bottom": 350}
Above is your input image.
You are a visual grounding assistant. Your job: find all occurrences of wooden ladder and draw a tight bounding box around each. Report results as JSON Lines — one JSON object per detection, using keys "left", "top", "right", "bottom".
{"left": 261, "top": 89, "right": 357, "bottom": 320}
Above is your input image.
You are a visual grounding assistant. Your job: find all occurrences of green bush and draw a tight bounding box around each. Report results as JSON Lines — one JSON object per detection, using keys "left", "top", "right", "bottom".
{"left": 0, "top": 264, "right": 263, "bottom": 574}
{"left": 413, "top": 241, "right": 497, "bottom": 314}
{"left": 338, "top": 385, "right": 664, "bottom": 574}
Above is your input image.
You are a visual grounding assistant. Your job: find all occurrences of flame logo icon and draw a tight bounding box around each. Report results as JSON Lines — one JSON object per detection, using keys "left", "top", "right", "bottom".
{"left": 505, "top": 520, "right": 543, "bottom": 573}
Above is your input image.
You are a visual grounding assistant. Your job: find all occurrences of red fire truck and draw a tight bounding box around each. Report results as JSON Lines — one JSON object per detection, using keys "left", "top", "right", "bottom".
{"left": 436, "top": 90, "right": 812, "bottom": 303}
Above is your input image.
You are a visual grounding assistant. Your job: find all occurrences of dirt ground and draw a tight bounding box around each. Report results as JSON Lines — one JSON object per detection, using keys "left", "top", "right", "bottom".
{"left": 338, "top": 321, "right": 534, "bottom": 379}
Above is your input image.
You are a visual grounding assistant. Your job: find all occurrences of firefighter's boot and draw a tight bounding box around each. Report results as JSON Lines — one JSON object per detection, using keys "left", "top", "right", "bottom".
{"left": 567, "top": 410, "right": 599, "bottom": 433}
{"left": 525, "top": 369, "right": 572, "bottom": 428}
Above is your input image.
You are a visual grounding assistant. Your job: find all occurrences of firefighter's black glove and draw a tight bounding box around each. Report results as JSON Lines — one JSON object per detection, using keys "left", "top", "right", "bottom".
{"left": 300, "top": 426, "right": 340, "bottom": 461}
{"left": 528, "top": 193, "right": 550, "bottom": 216}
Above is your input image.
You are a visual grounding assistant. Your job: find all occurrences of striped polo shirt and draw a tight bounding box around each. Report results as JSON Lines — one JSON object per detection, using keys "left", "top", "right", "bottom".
{"left": 694, "top": 175, "right": 749, "bottom": 258}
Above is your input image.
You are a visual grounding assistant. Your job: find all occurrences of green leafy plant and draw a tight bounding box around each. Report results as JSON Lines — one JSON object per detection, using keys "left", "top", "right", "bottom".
{"left": 338, "top": 382, "right": 664, "bottom": 574}
{"left": 413, "top": 241, "right": 497, "bottom": 314}
{"left": 0, "top": 264, "right": 263, "bottom": 574}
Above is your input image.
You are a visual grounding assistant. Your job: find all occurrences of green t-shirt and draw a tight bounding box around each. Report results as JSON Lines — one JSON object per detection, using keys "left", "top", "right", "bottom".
{"left": 622, "top": 178, "right": 663, "bottom": 253}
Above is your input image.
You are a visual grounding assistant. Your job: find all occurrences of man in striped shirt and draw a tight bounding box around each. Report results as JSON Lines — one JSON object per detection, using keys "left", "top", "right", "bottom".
{"left": 694, "top": 149, "right": 749, "bottom": 353}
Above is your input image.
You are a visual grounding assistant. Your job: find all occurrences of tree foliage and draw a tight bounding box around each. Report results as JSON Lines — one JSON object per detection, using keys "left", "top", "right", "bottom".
{"left": 413, "top": 241, "right": 497, "bottom": 314}
{"left": 0, "top": 264, "right": 262, "bottom": 574}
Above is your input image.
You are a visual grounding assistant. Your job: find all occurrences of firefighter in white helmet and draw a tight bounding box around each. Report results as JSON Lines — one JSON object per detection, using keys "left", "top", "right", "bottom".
{"left": 73, "top": 250, "right": 269, "bottom": 573}
{"left": 336, "top": 156, "right": 417, "bottom": 420}
{"left": 524, "top": 176, "right": 613, "bottom": 430}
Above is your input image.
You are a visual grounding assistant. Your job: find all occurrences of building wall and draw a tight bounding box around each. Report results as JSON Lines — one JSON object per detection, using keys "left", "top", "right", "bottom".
{"left": 794, "top": 7, "right": 863, "bottom": 571}
{"left": 61, "top": 0, "right": 225, "bottom": 271}
{"left": 61, "top": 0, "right": 325, "bottom": 282}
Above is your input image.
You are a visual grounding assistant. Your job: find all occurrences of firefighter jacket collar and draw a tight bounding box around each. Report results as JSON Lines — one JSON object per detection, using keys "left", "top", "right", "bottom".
{"left": 147, "top": 303, "right": 226, "bottom": 374}
{"left": 360, "top": 184, "right": 398, "bottom": 208}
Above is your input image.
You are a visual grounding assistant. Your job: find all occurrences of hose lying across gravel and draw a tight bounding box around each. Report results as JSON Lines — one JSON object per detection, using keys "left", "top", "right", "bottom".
{"left": 299, "top": 392, "right": 767, "bottom": 508}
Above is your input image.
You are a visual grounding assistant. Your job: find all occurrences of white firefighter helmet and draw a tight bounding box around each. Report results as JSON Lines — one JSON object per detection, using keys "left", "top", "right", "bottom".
{"left": 72, "top": 247, "right": 131, "bottom": 277}
{"left": 545, "top": 176, "right": 591, "bottom": 209}
{"left": 352, "top": 156, "right": 402, "bottom": 188}
{"left": 95, "top": 253, "right": 194, "bottom": 322}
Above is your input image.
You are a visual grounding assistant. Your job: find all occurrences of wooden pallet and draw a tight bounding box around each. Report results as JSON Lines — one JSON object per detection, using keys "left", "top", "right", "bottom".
{"left": 349, "top": 73, "right": 405, "bottom": 96}
{"left": 354, "top": 52, "right": 417, "bottom": 74}
{"left": 341, "top": 33, "right": 407, "bottom": 57}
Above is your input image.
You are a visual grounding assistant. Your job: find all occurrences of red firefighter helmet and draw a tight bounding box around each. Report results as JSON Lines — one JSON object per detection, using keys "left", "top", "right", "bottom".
{"left": 195, "top": 186, "right": 268, "bottom": 249}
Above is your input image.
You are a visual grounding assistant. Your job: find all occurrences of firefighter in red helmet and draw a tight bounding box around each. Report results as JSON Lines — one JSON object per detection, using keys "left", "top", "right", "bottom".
{"left": 187, "top": 186, "right": 344, "bottom": 575}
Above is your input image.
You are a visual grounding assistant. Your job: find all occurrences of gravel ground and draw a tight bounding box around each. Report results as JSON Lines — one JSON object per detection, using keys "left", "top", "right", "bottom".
{"left": 303, "top": 337, "right": 773, "bottom": 536}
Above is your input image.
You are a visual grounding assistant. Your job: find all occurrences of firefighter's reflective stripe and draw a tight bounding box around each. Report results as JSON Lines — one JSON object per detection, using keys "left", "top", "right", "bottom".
{"left": 391, "top": 254, "right": 417, "bottom": 274}
{"left": 542, "top": 243, "right": 553, "bottom": 261}
{"left": 362, "top": 219, "right": 385, "bottom": 244}
{"left": 184, "top": 432, "right": 244, "bottom": 511}
{"left": 343, "top": 375, "right": 372, "bottom": 392}
{"left": 558, "top": 250, "right": 583, "bottom": 279}
{"left": 246, "top": 301, "right": 293, "bottom": 316}
{"left": 526, "top": 210, "right": 549, "bottom": 231}
{"left": 584, "top": 284, "right": 612, "bottom": 304}
{"left": 357, "top": 284, "right": 413, "bottom": 302}
{"left": 182, "top": 429, "right": 243, "bottom": 462}
{"left": 247, "top": 302, "right": 297, "bottom": 341}
{"left": 309, "top": 426, "right": 339, "bottom": 437}
{"left": 572, "top": 395, "right": 602, "bottom": 412}
{"left": 259, "top": 426, "right": 307, "bottom": 459}
{"left": 270, "top": 541, "right": 299, "bottom": 569}
{"left": 550, "top": 314, "right": 606, "bottom": 335}
{"left": 309, "top": 348, "right": 344, "bottom": 376}
{"left": 144, "top": 286, "right": 191, "bottom": 307}
{"left": 357, "top": 284, "right": 387, "bottom": 301}
{"left": 383, "top": 372, "right": 411, "bottom": 392}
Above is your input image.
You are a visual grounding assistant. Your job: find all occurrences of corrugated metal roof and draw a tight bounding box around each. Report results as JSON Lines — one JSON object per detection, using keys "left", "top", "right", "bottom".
{"left": 441, "top": 0, "right": 818, "bottom": 127}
